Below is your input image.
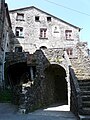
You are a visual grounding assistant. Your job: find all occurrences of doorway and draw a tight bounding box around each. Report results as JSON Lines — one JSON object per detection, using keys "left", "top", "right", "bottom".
{"left": 44, "top": 64, "right": 68, "bottom": 104}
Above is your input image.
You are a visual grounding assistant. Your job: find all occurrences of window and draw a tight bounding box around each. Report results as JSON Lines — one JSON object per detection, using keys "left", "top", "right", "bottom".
{"left": 47, "top": 17, "right": 51, "bottom": 22}
{"left": 66, "top": 48, "right": 73, "bottom": 56}
{"left": 16, "top": 13, "right": 24, "bottom": 21}
{"left": 65, "top": 30, "right": 73, "bottom": 40}
{"left": 40, "top": 46, "right": 47, "bottom": 50}
{"left": 7, "top": 43, "right": 9, "bottom": 47}
{"left": 40, "top": 28, "right": 47, "bottom": 39}
{"left": 15, "top": 46, "right": 22, "bottom": 52}
{"left": 87, "top": 49, "right": 90, "bottom": 55}
{"left": 15, "top": 27, "right": 24, "bottom": 37}
{"left": 35, "top": 16, "right": 39, "bottom": 21}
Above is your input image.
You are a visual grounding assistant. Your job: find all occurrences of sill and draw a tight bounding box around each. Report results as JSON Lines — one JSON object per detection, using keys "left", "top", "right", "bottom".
{"left": 66, "top": 39, "right": 74, "bottom": 41}
{"left": 54, "top": 31, "right": 59, "bottom": 33}
{"left": 35, "top": 20, "right": 40, "bottom": 22}
{"left": 47, "top": 21, "right": 51, "bottom": 22}
{"left": 16, "top": 36, "right": 24, "bottom": 38}
{"left": 39, "top": 37, "right": 48, "bottom": 39}
{"left": 16, "top": 19, "right": 25, "bottom": 21}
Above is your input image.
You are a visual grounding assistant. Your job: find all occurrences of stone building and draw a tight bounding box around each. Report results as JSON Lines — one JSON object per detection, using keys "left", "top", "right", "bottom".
{"left": 9, "top": 6, "right": 80, "bottom": 57}
{"left": 0, "top": 0, "right": 13, "bottom": 88}
{"left": 4, "top": 5, "right": 90, "bottom": 119}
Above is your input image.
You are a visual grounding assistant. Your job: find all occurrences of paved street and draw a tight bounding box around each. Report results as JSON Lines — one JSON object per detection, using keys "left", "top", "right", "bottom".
{"left": 0, "top": 103, "right": 77, "bottom": 120}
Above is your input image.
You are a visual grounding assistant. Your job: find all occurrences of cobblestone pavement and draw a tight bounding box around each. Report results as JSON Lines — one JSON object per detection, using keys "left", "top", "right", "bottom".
{"left": 0, "top": 103, "right": 77, "bottom": 120}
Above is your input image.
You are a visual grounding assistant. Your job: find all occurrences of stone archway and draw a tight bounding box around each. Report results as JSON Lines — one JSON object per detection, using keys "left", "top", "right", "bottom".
{"left": 44, "top": 64, "right": 68, "bottom": 104}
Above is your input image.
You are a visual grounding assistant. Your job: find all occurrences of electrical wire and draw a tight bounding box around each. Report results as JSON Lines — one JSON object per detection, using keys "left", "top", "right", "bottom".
{"left": 43, "top": 0, "right": 90, "bottom": 17}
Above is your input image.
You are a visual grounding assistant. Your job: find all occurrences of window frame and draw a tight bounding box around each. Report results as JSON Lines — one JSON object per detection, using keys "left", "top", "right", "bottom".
{"left": 65, "top": 30, "right": 73, "bottom": 40}
{"left": 39, "top": 28, "right": 48, "bottom": 39}
{"left": 15, "top": 46, "right": 22, "bottom": 52}
{"left": 66, "top": 48, "right": 73, "bottom": 56}
{"left": 35, "top": 16, "right": 40, "bottom": 22}
{"left": 47, "top": 17, "right": 51, "bottom": 22}
{"left": 15, "top": 27, "right": 24, "bottom": 38}
{"left": 16, "top": 13, "right": 24, "bottom": 21}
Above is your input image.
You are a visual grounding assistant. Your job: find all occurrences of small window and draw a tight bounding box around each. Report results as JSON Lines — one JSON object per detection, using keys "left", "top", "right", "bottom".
{"left": 47, "top": 17, "right": 51, "bottom": 22}
{"left": 87, "top": 49, "right": 90, "bottom": 55}
{"left": 7, "top": 43, "right": 9, "bottom": 47}
{"left": 15, "top": 46, "right": 22, "bottom": 52}
{"left": 65, "top": 30, "right": 73, "bottom": 40}
{"left": 15, "top": 27, "right": 24, "bottom": 37}
{"left": 16, "top": 13, "right": 24, "bottom": 21}
{"left": 66, "top": 48, "right": 73, "bottom": 56}
{"left": 35, "top": 16, "right": 39, "bottom": 21}
{"left": 40, "top": 28, "right": 47, "bottom": 39}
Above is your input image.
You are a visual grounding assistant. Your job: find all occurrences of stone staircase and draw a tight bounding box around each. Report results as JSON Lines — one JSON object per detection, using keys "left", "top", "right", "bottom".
{"left": 70, "top": 45, "right": 90, "bottom": 119}
{"left": 70, "top": 58, "right": 90, "bottom": 80}
{"left": 78, "top": 80, "right": 90, "bottom": 119}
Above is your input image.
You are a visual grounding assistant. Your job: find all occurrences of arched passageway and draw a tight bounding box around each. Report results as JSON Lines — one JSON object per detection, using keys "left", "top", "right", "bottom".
{"left": 6, "top": 62, "right": 36, "bottom": 87}
{"left": 44, "top": 64, "right": 68, "bottom": 104}
{"left": 6, "top": 62, "right": 29, "bottom": 86}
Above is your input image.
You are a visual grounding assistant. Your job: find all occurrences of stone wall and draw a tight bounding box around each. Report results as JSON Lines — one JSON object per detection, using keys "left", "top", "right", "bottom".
{"left": 9, "top": 6, "right": 80, "bottom": 56}
{"left": 15, "top": 50, "right": 53, "bottom": 113}
{"left": 0, "top": 0, "right": 5, "bottom": 87}
{"left": 5, "top": 49, "right": 69, "bottom": 113}
{"left": 0, "top": 1, "right": 14, "bottom": 87}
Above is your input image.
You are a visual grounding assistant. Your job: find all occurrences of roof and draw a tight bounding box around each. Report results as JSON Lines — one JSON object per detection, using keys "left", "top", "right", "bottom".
{"left": 9, "top": 6, "right": 81, "bottom": 31}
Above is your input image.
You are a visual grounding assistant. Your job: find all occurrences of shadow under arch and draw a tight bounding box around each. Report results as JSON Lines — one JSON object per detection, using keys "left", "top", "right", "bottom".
{"left": 44, "top": 64, "right": 68, "bottom": 104}
{"left": 6, "top": 62, "right": 30, "bottom": 86}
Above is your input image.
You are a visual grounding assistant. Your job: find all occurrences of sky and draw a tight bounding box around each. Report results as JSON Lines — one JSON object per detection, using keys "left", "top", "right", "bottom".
{"left": 5, "top": 0, "right": 90, "bottom": 48}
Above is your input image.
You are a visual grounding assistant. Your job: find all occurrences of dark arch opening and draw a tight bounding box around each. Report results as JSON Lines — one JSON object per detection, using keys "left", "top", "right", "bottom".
{"left": 40, "top": 46, "right": 47, "bottom": 50}
{"left": 44, "top": 64, "right": 68, "bottom": 104}
{"left": 6, "top": 62, "right": 29, "bottom": 86}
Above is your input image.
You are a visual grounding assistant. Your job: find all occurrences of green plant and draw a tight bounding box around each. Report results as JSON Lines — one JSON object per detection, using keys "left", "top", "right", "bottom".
{"left": 0, "top": 89, "right": 13, "bottom": 102}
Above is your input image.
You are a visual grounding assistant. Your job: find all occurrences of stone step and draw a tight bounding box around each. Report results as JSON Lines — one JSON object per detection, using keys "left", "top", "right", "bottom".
{"left": 81, "top": 91, "right": 90, "bottom": 95}
{"left": 79, "top": 82, "right": 90, "bottom": 86}
{"left": 82, "top": 107, "right": 90, "bottom": 115}
{"left": 80, "top": 85, "right": 90, "bottom": 88}
{"left": 82, "top": 95, "right": 90, "bottom": 101}
{"left": 80, "top": 86, "right": 90, "bottom": 91}
{"left": 78, "top": 79, "right": 90, "bottom": 82}
{"left": 77, "top": 76, "right": 90, "bottom": 80}
{"left": 79, "top": 115, "right": 90, "bottom": 120}
{"left": 82, "top": 101, "right": 90, "bottom": 107}
{"left": 79, "top": 107, "right": 90, "bottom": 115}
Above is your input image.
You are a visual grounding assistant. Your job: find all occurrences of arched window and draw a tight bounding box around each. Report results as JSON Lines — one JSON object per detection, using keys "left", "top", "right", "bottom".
{"left": 40, "top": 46, "right": 47, "bottom": 50}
